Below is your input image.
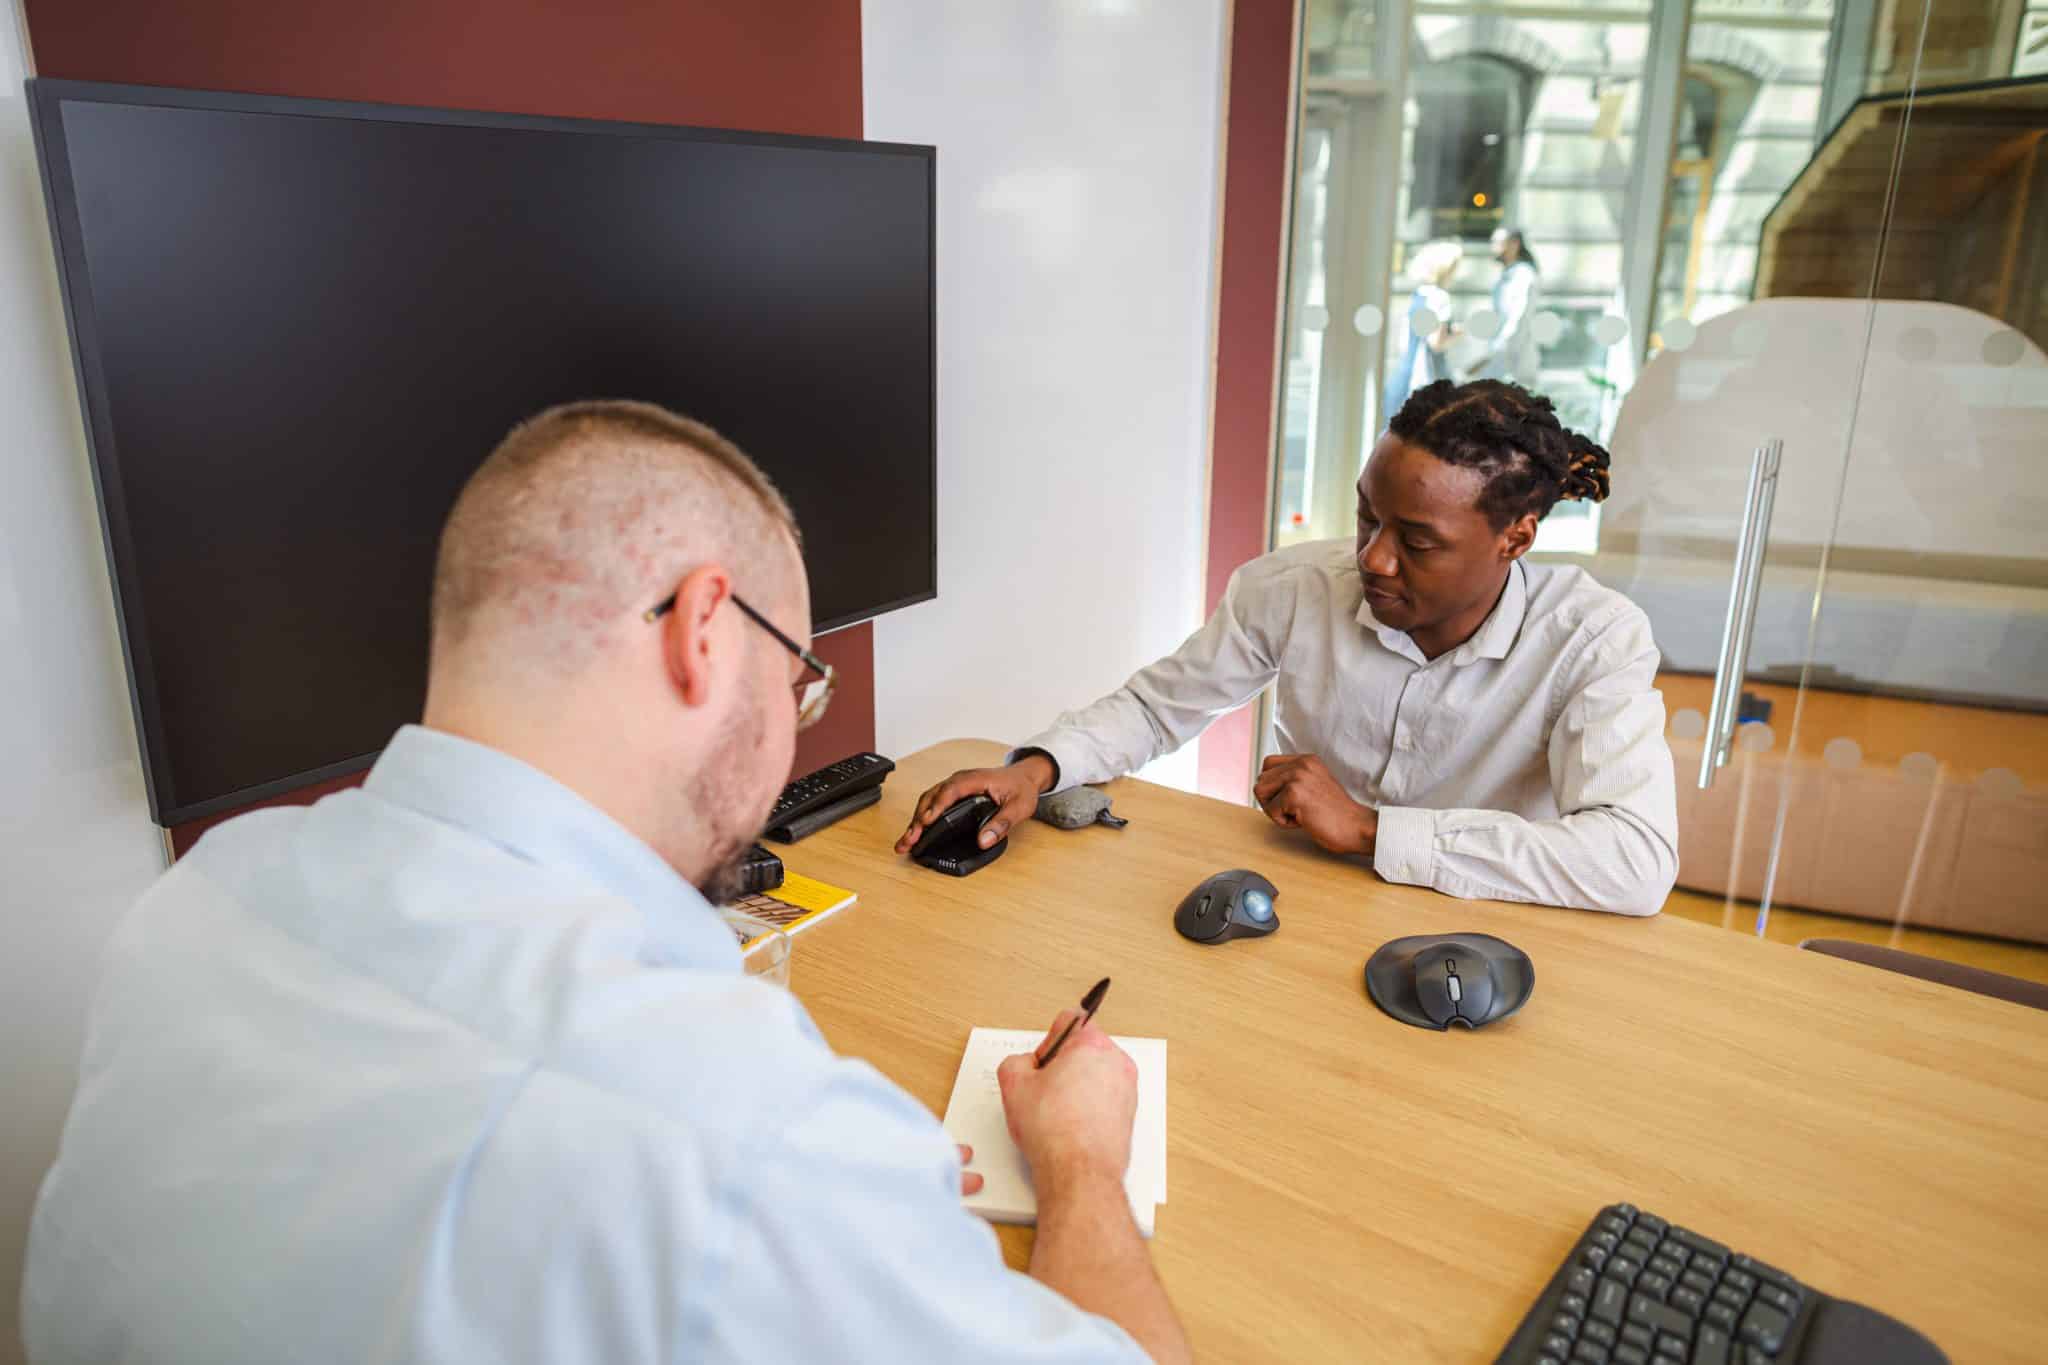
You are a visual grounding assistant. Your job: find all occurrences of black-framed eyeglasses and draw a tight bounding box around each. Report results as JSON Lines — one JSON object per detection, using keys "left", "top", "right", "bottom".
{"left": 643, "top": 590, "right": 836, "bottom": 732}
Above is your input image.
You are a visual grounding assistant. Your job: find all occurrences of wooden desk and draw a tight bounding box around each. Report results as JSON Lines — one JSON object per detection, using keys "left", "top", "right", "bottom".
{"left": 784, "top": 741, "right": 2048, "bottom": 1363}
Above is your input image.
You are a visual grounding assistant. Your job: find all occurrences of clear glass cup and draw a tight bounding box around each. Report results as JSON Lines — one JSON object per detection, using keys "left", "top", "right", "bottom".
{"left": 721, "top": 906, "right": 792, "bottom": 989}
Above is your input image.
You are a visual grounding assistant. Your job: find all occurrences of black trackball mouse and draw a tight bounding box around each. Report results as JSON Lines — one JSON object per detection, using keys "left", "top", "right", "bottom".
{"left": 1174, "top": 869, "right": 1279, "bottom": 944}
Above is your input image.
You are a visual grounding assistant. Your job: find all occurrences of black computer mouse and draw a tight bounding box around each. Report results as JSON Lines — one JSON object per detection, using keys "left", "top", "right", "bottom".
{"left": 909, "top": 794, "right": 1007, "bottom": 876}
{"left": 1364, "top": 933, "right": 1533, "bottom": 1030}
{"left": 1174, "top": 869, "right": 1279, "bottom": 944}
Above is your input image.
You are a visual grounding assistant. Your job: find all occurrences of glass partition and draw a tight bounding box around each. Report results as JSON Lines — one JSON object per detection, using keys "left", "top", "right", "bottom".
{"left": 1760, "top": 54, "right": 2048, "bottom": 960}
{"left": 1260, "top": 1, "right": 2048, "bottom": 981}
{"left": 1268, "top": 0, "right": 1874, "bottom": 840}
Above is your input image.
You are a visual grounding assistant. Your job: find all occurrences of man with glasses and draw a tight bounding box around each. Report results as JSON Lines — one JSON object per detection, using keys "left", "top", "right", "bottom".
{"left": 23, "top": 401, "right": 1190, "bottom": 1364}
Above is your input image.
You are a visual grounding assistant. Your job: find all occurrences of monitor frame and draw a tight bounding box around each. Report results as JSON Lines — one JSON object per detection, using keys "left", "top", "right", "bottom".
{"left": 28, "top": 77, "right": 937, "bottom": 828}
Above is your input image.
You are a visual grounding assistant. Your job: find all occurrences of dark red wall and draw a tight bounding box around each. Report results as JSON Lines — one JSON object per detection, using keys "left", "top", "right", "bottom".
{"left": 23, "top": 2, "right": 861, "bottom": 138}
{"left": 1198, "top": 0, "right": 1294, "bottom": 802}
{"left": 24, "top": 0, "right": 879, "bottom": 850}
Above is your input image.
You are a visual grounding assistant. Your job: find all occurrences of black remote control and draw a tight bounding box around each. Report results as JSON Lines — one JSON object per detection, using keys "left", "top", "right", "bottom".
{"left": 767, "top": 752, "right": 895, "bottom": 830}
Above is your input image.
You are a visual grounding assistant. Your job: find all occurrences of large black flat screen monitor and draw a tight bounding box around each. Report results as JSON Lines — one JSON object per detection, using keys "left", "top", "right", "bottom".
{"left": 29, "top": 80, "right": 935, "bottom": 827}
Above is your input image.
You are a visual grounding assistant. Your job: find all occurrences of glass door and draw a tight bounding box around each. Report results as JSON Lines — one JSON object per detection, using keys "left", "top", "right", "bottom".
{"left": 1263, "top": 0, "right": 2002, "bottom": 946}
{"left": 1754, "top": 9, "right": 2048, "bottom": 970}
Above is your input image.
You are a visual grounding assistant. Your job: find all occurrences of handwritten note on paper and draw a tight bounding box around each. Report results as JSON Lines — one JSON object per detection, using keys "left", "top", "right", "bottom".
{"left": 940, "top": 1028, "right": 1167, "bottom": 1237}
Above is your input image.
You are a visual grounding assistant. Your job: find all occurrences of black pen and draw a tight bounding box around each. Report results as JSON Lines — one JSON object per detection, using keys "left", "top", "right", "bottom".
{"left": 1036, "top": 977, "right": 1111, "bottom": 1069}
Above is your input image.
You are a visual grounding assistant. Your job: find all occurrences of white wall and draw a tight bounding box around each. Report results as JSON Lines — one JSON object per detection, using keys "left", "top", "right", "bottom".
{"left": 0, "top": 18, "right": 168, "bottom": 1360}
{"left": 863, "top": 0, "right": 1227, "bottom": 791}
{"left": 0, "top": 8, "right": 1226, "bottom": 1347}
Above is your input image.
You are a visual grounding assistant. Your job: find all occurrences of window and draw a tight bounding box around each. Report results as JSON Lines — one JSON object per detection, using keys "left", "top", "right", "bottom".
{"left": 1654, "top": 65, "right": 1760, "bottom": 341}
{"left": 1409, "top": 55, "right": 1538, "bottom": 240}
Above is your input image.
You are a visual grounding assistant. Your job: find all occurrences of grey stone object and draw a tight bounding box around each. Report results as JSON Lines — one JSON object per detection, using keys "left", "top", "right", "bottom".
{"left": 1034, "top": 786, "right": 1130, "bottom": 831}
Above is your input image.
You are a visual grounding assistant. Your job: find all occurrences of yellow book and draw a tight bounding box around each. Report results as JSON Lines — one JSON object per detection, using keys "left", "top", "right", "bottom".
{"left": 728, "top": 873, "right": 858, "bottom": 947}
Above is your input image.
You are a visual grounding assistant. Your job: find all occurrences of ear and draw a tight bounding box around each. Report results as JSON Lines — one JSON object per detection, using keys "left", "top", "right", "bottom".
{"left": 659, "top": 564, "right": 735, "bottom": 710}
{"left": 1498, "top": 513, "right": 1538, "bottom": 563}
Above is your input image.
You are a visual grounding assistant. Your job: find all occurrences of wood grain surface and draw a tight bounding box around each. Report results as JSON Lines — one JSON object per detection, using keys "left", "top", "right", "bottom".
{"left": 781, "top": 741, "right": 2048, "bottom": 1363}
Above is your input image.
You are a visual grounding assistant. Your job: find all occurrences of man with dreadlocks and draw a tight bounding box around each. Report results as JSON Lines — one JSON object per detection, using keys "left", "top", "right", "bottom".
{"left": 897, "top": 379, "right": 1677, "bottom": 916}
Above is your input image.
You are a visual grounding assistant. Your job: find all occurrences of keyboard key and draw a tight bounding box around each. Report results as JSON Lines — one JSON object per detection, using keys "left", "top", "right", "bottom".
{"left": 1601, "top": 1215, "right": 1632, "bottom": 1238}
{"left": 1563, "top": 1294, "right": 1588, "bottom": 1317}
{"left": 1704, "top": 1303, "right": 1738, "bottom": 1332}
{"left": 1671, "top": 1228, "right": 1729, "bottom": 1262}
{"left": 1656, "top": 1333, "right": 1688, "bottom": 1361}
{"left": 1628, "top": 1294, "right": 1692, "bottom": 1339}
{"left": 1624, "top": 1230, "right": 1660, "bottom": 1259}
{"left": 1636, "top": 1274, "right": 1672, "bottom": 1300}
{"left": 1594, "top": 1278, "right": 1629, "bottom": 1326}
{"left": 1569, "top": 1268, "right": 1597, "bottom": 1298}
{"left": 1555, "top": 1311, "right": 1583, "bottom": 1338}
{"left": 1721, "top": 1270, "right": 1756, "bottom": 1297}
{"left": 1584, "top": 1320, "right": 1618, "bottom": 1347}
{"left": 1681, "top": 1270, "right": 1716, "bottom": 1297}
{"left": 1754, "top": 1283, "right": 1798, "bottom": 1315}
{"left": 1692, "top": 1324, "right": 1731, "bottom": 1365}
{"left": 1538, "top": 1356, "right": 1565, "bottom": 1365}
{"left": 1731, "top": 1255, "right": 1798, "bottom": 1294}
{"left": 1635, "top": 1214, "right": 1669, "bottom": 1237}
{"left": 1712, "top": 1284, "right": 1747, "bottom": 1311}
{"left": 1594, "top": 1232, "right": 1622, "bottom": 1252}
{"left": 1585, "top": 1247, "right": 1611, "bottom": 1271}
{"left": 1671, "top": 1287, "right": 1705, "bottom": 1317}
{"left": 1574, "top": 1341, "right": 1613, "bottom": 1364}
{"left": 1621, "top": 1323, "right": 1654, "bottom": 1349}
{"left": 1648, "top": 1256, "right": 1684, "bottom": 1281}
{"left": 1608, "top": 1257, "right": 1642, "bottom": 1286}
{"left": 1614, "top": 1348, "right": 1649, "bottom": 1365}
{"left": 1613, "top": 1203, "right": 1640, "bottom": 1220}
{"left": 1739, "top": 1303, "right": 1790, "bottom": 1353}
{"left": 1545, "top": 1334, "right": 1573, "bottom": 1356}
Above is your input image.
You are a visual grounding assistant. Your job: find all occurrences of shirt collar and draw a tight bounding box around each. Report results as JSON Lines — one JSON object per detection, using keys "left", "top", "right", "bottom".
{"left": 363, "top": 724, "right": 734, "bottom": 969}
{"left": 1358, "top": 561, "right": 1529, "bottom": 667}
{"left": 1452, "top": 561, "right": 1529, "bottom": 664}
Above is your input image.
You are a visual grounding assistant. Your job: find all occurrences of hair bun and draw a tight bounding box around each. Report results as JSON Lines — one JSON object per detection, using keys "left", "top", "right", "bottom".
{"left": 1562, "top": 434, "right": 1612, "bottom": 504}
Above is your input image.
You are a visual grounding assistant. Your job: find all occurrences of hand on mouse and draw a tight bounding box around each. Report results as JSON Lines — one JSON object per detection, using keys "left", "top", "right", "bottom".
{"left": 894, "top": 754, "right": 1055, "bottom": 855}
{"left": 1253, "top": 753, "right": 1378, "bottom": 857}
{"left": 996, "top": 1010, "right": 1137, "bottom": 1195}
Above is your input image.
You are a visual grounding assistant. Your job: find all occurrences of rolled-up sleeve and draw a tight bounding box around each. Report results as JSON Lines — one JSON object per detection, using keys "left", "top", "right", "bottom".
{"left": 1372, "top": 615, "right": 1679, "bottom": 916}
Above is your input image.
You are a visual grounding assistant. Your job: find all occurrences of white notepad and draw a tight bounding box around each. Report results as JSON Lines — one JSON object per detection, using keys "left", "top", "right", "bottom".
{"left": 940, "top": 1027, "right": 1168, "bottom": 1238}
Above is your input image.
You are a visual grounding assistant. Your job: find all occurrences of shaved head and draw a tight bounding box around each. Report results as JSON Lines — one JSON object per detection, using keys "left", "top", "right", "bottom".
{"left": 431, "top": 399, "right": 800, "bottom": 676}
{"left": 422, "top": 400, "right": 811, "bottom": 895}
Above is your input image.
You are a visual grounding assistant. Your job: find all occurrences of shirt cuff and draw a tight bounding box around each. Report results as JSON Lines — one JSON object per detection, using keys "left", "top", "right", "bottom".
{"left": 1372, "top": 806, "right": 1437, "bottom": 888}
{"left": 1004, "top": 743, "right": 1073, "bottom": 796}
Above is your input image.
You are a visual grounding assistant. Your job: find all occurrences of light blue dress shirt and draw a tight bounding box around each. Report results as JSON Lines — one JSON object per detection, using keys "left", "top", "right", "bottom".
{"left": 22, "top": 725, "right": 1145, "bottom": 1363}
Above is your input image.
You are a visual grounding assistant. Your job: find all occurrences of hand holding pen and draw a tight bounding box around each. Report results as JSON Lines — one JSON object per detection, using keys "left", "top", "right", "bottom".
{"left": 1037, "top": 977, "right": 1110, "bottom": 1068}
{"left": 992, "top": 977, "right": 1138, "bottom": 1192}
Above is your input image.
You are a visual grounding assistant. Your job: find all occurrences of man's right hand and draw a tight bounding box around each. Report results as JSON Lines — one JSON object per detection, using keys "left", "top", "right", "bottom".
{"left": 995, "top": 1010, "right": 1138, "bottom": 1195}
{"left": 893, "top": 755, "right": 1055, "bottom": 855}
{"left": 1000, "top": 1010, "right": 1191, "bottom": 1365}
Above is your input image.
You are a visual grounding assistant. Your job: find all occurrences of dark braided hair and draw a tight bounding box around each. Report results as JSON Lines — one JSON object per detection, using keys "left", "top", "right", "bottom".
{"left": 1388, "top": 379, "right": 1611, "bottom": 530}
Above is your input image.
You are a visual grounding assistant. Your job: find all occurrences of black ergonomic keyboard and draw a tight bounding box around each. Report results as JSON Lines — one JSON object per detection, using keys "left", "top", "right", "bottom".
{"left": 764, "top": 752, "right": 895, "bottom": 842}
{"left": 1496, "top": 1204, "right": 1946, "bottom": 1365}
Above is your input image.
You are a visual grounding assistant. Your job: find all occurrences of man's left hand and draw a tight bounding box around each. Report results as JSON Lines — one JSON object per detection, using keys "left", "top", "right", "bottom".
{"left": 1254, "top": 753, "right": 1378, "bottom": 857}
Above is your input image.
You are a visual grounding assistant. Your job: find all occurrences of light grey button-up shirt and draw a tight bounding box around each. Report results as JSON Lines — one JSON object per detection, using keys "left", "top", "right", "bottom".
{"left": 1021, "top": 540, "right": 1678, "bottom": 915}
{"left": 23, "top": 725, "right": 1146, "bottom": 1364}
